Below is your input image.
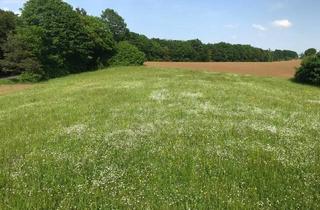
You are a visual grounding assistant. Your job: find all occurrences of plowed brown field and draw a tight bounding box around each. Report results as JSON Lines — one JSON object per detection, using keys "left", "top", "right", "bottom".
{"left": 145, "top": 60, "right": 301, "bottom": 78}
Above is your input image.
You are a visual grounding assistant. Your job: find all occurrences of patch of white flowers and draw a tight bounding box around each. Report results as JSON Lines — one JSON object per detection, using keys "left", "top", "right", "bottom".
{"left": 65, "top": 124, "right": 87, "bottom": 136}
{"left": 150, "top": 89, "right": 169, "bottom": 101}
{"left": 117, "top": 81, "right": 144, "bottom": 89}
{"left": 180, "top": 92, "right": 203, "bottom": 98}
{"left": 307, "top": 100, "right": 320, "bottom": 104}
{"left": 247, "top": 121, "right": 278, "bottom": 134}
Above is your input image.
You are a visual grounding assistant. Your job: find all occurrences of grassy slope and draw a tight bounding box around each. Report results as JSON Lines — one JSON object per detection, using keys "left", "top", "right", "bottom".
{"left": 0, "top": 67, "right": 319, "bottom": 209}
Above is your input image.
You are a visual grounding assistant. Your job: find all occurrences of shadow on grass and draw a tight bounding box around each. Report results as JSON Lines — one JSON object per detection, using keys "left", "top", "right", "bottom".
{"left": 0, "top": 76, "right": 20, "bottom": 85}
{"left": 289, "top": 78, "right": 320, "bottom": 88}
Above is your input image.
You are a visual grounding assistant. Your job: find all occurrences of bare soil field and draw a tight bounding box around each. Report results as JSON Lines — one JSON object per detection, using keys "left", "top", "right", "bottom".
{"left": 0, "top": 84, "right": 32, "bottom": 96}
{"left": 145, "top": 60, "right": 301, "bottom": 78}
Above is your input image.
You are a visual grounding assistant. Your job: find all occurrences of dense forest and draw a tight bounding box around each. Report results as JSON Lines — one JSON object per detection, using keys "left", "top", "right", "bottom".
{"left": 0, "top": 0, "right": 299, "bottom": 81}
{"left": 128, "top": 33, "right": 298, "bottom": 62}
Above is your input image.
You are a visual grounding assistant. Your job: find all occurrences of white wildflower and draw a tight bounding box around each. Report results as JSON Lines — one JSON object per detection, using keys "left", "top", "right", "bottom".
{"left": 307, "top": 100, "right": 320, "bottom": 104}
{"left": 65, "top": 124, "right": 87, "bottom": 136}
{"left": 150, "top": 89, "right": 168, "bottom": 101}
{"left": 181, "top": 92, "right": 203, "bottom": 98}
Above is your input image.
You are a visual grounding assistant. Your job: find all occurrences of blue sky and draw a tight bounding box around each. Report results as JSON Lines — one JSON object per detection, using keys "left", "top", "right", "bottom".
{"left": 1, "top": 0, "right": 319, "bottom": 53}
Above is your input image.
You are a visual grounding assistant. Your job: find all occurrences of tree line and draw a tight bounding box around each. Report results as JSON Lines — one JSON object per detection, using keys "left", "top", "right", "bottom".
{"left": 0, "top": 0, "right": 299, "bottom": 81}
{"left": 128, "top": 33, "right": 299, "bottom": 62}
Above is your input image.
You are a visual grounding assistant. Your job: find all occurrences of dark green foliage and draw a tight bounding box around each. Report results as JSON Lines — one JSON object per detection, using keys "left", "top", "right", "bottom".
{"left": 19, "top": 71, "right": 43, "bottom": 82}
{"left": 75, "top": 7, "right": 87, "bottom": 16}
{"left": 153, "top": 39, "right": 209, "bottom": 62}
{"left": 109, "top": 41, "right": 145, "bottom": 66}
{"left": 189, "top": 39, "right": 210, "bottom": 61}
{"left": 79, "top": 14, "right": 116, "bottom": 69}
{"left": 0, "top": 27, "right": 44, "bottom": 80}
{"left": 208, "top": 42, "right": 271, "bottom": 62}
{"left": 304, "top": 48, "right": 317, "bottom": 57}
{"left": 101, "top": 9, "right": 129, "bottom": 42}
{"left": 21, "top": 0, "right": 84, "bottom": 77}
{"left": 128, "top": 36, "right": 298, "bottom": 62}
{"left": 271, "top": 50, "right": 299, "bottom": 61}
{"left": 295, "top": 55, "right": 320, "bottom": 86}
{"left": 0, "top": 9, "right": 17, "bottom": 76}
{"left": 20, "top": 0, "right": 115, "bottom": 78}
{"left": 127, "top": 32, "right": 168, "bottom": 61}
{"left": 0, "top": 10, "right": 17, "bottom": 55}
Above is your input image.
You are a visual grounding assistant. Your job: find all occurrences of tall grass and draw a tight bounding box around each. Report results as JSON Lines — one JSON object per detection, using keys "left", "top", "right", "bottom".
{"left": 0, "top": 67, "right": 319, "bottom": 209}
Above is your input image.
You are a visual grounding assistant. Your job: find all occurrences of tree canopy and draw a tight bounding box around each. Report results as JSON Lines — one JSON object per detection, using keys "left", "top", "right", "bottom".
{"left": 101, "top": 9, "right": 129, "bottom": 42}
{"left": 304, "top": 48, "right": 317, "bottom": 57}
{"left": 21, "top": 0, "right": 116, "bottom": 78}
{"left": 127, "top": 34, "right": 298, "bottom": 62}
{"left": 0, "top": 9, "right": 17, "bottom": 76}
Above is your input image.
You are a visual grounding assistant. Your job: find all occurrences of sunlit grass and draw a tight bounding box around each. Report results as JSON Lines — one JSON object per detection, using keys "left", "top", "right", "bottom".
{"left": 0, "top": 67, "right": 319, "bottom": 209}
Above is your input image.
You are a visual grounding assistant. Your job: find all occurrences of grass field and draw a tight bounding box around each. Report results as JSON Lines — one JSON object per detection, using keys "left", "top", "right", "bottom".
{"left": 0, "top": 66, "right": 319, "bottom": 209}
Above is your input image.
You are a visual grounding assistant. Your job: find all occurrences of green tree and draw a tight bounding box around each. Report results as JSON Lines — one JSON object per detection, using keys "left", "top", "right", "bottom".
{"left": 0, "top": 9, "right": 17, "bottom": 75}
{"left": 272, "top": 50, "right": 298, "bottom": 61}
{"left": 109, "top": 41, "right": 145, "bottom": 66}
{"left": 0, "top": 26, "right": 44, "bottom": 80}
{"left": 78, "top": 13, "right": 116, "bottom": 69}
{"left": 188, "top": 39, "right": 210, "bottom": 61}
{"left": 21, "top": 0, "right": 115, "bottom": 78}
{"left": 101, "top": 9, "right": 129, "bottom": 42}
{"left": 75, "top": 7, "right": 87, "bottom": 16}
{"left": 304, "top": 48, "right": 317, "bottom": 57}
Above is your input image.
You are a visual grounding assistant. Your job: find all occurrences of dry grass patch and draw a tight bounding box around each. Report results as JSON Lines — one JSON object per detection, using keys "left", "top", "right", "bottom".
{"left": 0, "top": 84, "right": 32, "bottom": 96}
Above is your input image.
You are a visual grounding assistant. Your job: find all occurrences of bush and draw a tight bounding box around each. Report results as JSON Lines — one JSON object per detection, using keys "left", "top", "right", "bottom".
{"left": 19, "top": 71, "right": 43, "bottom": 82}
{"left": 295, "top": 55, "right": 320, "bottom": 86}
{"left": 109, "top": 41, "right": 145, "bottom": 66}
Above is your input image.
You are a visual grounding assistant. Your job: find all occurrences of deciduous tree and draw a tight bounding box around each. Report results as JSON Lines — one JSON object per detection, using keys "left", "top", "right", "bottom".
{"left": 304, "top": 48, "right": 317, "bottom": 57}
{"left": 101, "top": 9, "right": 129, "bottom": 42}
{"left": 0, "top": 9, "right": 17, "bottom": 76}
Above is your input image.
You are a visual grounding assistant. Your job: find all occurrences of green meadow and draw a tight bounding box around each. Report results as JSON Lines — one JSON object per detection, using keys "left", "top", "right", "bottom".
{"left": 0, "top": 67, "right": 319, "bottom": 209}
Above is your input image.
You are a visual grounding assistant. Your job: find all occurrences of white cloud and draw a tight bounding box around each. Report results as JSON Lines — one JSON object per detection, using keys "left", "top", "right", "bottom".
{"left": 252, "top": 24, "right": 267, "bottom": 31}
{"left": 272, "top": 19, "right": 292, "bottom": 28}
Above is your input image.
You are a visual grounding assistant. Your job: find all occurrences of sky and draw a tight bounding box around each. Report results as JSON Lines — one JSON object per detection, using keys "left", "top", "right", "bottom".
{"left": 1, "top": 0, "right": 319, "bottom": 53}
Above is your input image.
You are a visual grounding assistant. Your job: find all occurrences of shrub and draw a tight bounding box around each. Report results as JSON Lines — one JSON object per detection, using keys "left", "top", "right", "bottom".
{"left": 19, "top": 71, "right": 43, "bottom": 82}
{"left": 295, "top": 55, "right": 320, "bottom": 86}
{"left": 109, "top": 41, "right": 145, "bottom": 66}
